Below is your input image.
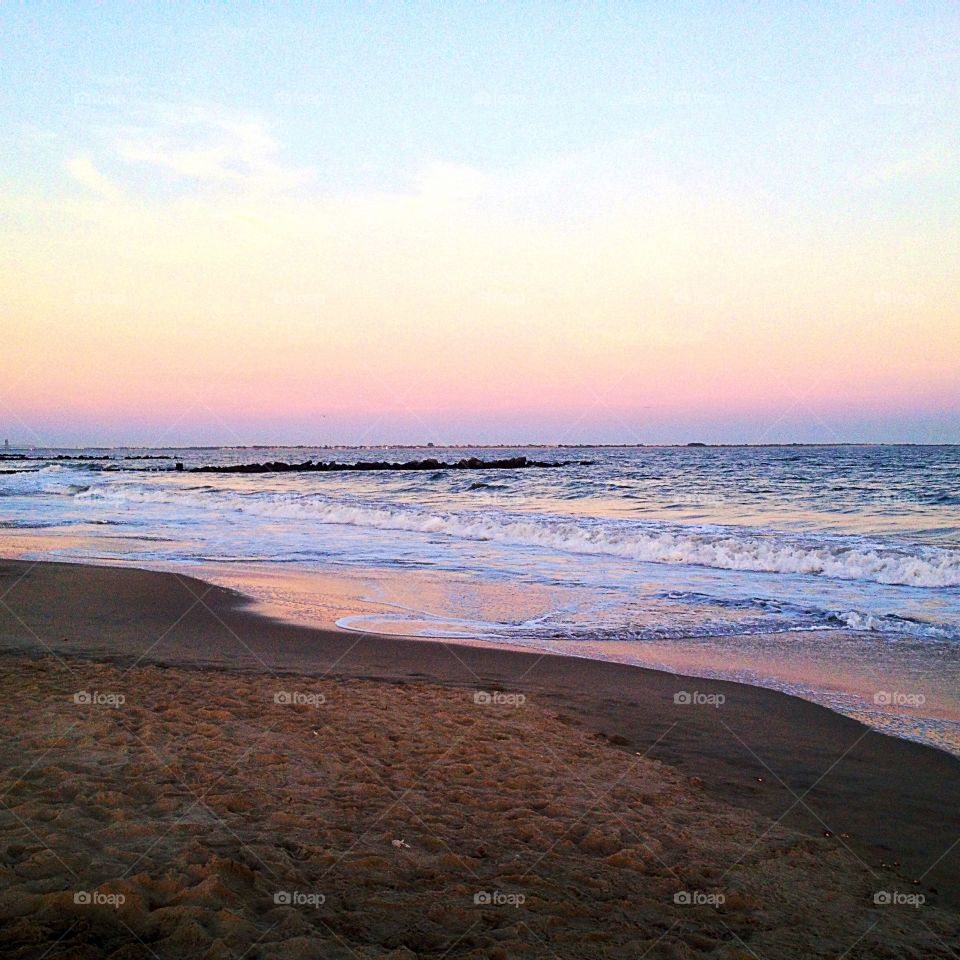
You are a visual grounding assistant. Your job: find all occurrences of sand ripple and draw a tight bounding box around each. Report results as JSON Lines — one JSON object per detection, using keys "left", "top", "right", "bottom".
{"left": 0, "top": 657, "right": 955, "bottom": 958}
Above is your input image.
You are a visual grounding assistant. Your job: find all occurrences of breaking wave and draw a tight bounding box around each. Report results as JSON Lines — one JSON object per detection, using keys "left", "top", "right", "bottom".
{"left": 74, "top": 483, "right": 960, "bottom": 588}
{"left": 0, "top": 465, "right": 92, "bottom": 496}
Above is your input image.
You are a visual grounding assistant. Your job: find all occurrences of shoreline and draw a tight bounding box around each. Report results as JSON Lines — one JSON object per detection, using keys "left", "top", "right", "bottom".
{"left": 1, "top": 558, "right": 958, "bottom": 910}
{"left": 73, "top": 554, "right": 960, "bottom": 757}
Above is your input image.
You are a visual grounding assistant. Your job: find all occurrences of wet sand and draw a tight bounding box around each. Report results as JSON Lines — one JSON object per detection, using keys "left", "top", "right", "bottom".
{"left": 0, "top": 559, "right": 958, "bottom": 957}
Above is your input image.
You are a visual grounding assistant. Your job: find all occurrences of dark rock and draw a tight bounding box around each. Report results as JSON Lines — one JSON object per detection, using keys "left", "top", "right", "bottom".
{"left": 190, "top": 456, "right": 590, "bottom": 474}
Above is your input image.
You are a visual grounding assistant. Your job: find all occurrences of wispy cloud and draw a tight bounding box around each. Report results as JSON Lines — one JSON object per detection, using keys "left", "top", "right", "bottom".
{"left": 65, "top": 154, "right": 122, "bottom": 202}
{"left": 115, "top": 104, "right": 313, "bottom": 194}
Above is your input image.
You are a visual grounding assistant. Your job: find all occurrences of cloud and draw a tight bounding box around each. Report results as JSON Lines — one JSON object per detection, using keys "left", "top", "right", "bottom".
{"left": 415, "top": 161, "right": 490, "bottom": 202}
{"left": 853, "top": 146, "right": 957, "bottom": 189}
{"left": 116, "top": 105, "right": 313, "bottom": 193}
{"left": 65, "top": 155, "right": 122, "bottom": 202}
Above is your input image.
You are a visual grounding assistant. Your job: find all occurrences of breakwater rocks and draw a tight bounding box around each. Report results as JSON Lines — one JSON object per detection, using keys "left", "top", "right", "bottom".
{"left": 192, "top": 455, "right": 593, "bottom": 474}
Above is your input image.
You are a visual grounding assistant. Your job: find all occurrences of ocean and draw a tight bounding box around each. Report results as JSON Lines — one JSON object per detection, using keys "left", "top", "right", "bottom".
{"left": 2, "top": 443, "right": 958, "bottom": 753}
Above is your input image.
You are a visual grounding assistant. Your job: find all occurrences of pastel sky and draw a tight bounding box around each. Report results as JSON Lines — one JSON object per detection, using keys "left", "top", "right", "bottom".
{"left": 2, "top": 2, "right": 958, "bottom": 445}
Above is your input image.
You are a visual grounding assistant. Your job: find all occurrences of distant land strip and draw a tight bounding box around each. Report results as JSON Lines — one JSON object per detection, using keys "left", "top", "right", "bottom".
{"left": 0, "top": 454, "right": 172, "bottom": 461}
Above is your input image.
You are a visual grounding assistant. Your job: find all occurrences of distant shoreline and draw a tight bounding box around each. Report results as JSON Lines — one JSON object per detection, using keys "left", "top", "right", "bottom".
{"left": 3, "top": 441, "right": 958, "bottom": 452}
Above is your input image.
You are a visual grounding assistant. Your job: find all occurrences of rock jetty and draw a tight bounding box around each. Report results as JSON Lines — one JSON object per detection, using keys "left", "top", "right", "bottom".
{"left": 191, "top": 456, "right": 592, "bottom": 474}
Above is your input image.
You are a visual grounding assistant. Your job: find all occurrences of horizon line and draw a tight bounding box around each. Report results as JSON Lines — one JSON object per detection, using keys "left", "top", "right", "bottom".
{"left": 3, "top": 441, "right": 958, "bottom": 451}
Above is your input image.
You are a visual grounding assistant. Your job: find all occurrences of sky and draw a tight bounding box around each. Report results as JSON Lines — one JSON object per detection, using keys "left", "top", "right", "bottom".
{"left": 1, "top": 2, "right": 958, "bottom": 446}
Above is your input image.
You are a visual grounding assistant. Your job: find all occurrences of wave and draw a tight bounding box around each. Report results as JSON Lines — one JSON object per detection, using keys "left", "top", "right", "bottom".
{"left": 73, "top": 483, "right": 960, "bottom": 588}
{"left": 0, "top": 465, "right": 93, "bottom": 496}
{"left": 658, "top": 590, "right": 956, "bottom": 640}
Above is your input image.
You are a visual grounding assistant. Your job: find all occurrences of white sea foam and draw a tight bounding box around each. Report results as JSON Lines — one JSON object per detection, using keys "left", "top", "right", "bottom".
{"left": 0, "top": 465, "right": 91, "bottom": 496}
{"left": 74, "top": 483, "right": 960, "bottom": 588}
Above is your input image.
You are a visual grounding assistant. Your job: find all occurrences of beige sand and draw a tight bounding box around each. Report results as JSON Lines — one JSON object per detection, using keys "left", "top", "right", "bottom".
{"left": 0, "top": 655, "right": 956, "bottom": 959}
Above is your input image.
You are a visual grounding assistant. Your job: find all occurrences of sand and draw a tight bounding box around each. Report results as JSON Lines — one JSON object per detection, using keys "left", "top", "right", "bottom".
{"left": 0, "top": 560, "right": 958, "bottom": 957}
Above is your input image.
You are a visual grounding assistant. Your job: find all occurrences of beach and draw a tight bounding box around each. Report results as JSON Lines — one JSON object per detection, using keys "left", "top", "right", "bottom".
{"left": 0, "top": 560, "right": 957, "bottom": 958}
{"left": 5, "top": 444, "right": 959, "bottom": 757}
{"left": 7, "top": 0, "right": 960, "bottom": 953}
